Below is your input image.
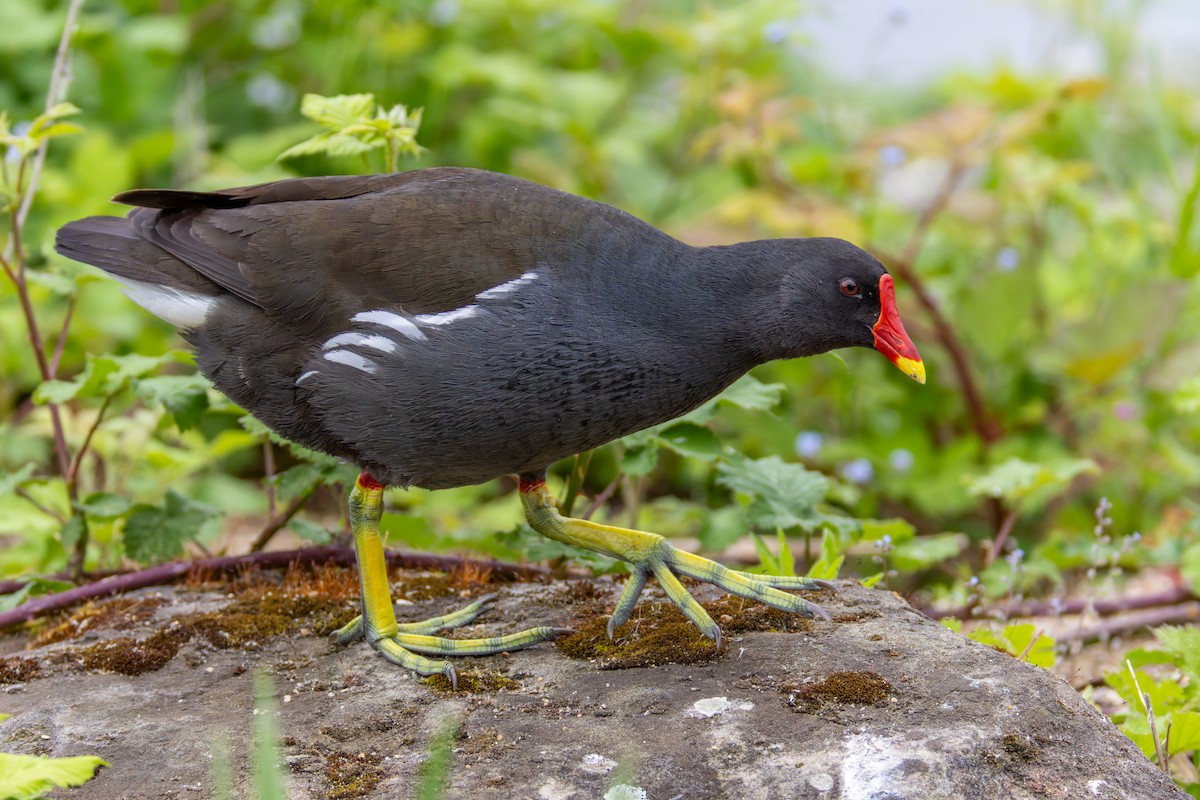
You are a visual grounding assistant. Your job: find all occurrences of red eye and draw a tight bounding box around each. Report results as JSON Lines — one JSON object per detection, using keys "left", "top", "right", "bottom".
{"left": 840, "top": 278, "right": 860, "bottom": 297}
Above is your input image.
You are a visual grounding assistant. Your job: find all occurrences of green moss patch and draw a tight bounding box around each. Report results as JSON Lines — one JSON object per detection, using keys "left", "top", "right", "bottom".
{"left": 704, "top": 596, "right": 818, "bottom": 634}
{"left": 325, "top": 751, "right": 385, "bottom": 799}
{"left": 79, "top": 630, "right": 181, "bottom": 676}
{"left": 783, "top": 671, "right": 892, "bottom": 713}
{"left": 557, "top": 602, "right": 724, "bottom": 669}
{"left": 69, "top": 592, "right": 357, "bottom": 676}
{"left": 33, "top": 597, "right": 168, "bottom": 647}
{"left": 0, "top": 656, "right": 42, "bottom": 684}
{"left": 424, "top": 670, "right": 519, "bottom": 696}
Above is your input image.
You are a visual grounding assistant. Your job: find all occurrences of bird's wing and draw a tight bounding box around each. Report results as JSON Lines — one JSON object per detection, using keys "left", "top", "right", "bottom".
{"left": 117, "top": 168, "right": 583, "bottom": 324}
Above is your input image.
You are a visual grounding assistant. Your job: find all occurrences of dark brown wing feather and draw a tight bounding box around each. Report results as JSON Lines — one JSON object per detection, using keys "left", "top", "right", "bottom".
{"left": 112, "top": 168, "right": 603, "bottom": 327}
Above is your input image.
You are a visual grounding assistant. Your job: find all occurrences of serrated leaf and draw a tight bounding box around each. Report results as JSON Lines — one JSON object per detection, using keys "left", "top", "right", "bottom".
{"left": 272, "top": 464, "right": 324, "bottom": 501}
{"left": 135, "top": 374, "right": 211, "bottom": 431}
{"left": 716, "top": 375, "right": 785, "bottom": 412}
{"left": 0, "top": 753, "right": 107, "bottom": 800}
{"left": 123, "top": 490, "right": 221, "bottom": 563}
{"left": 1153, "top": 625, "right": 1200, "bottom": 682}
{"left": 717, "top": 454, "right": 828, "bottom": 531}
{"left": 657, "top": 421, "right": 721, "bottom": 461}
{"left": 299, "top": 92, "right": 375, "bottom": 129}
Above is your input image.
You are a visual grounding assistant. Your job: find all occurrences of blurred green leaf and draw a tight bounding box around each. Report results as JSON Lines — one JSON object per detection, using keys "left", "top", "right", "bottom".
{"left": 0, "top": 753, "right": 107, "bottom": 800}
{"left": 123, "top": 489, "right": 221, "bottom": 563}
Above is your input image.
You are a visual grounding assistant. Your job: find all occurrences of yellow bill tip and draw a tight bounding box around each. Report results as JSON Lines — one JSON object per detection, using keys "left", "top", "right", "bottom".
{"left": 895, "top": 356, "right": 926, "bottom": 384}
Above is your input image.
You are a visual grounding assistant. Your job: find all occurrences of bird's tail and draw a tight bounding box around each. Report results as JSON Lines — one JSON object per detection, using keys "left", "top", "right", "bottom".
{"left": 55, "top": 215, "right": 219, "bottom": 329}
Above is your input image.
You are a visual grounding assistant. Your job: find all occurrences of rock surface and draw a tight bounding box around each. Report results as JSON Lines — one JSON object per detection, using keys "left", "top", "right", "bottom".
{"left": 0, "top": 567, "right": 1184, "bottom": 800}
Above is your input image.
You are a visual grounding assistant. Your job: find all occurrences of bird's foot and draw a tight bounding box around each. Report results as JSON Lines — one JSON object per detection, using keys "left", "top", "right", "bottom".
{"left": 519, "top": 474, "right": 832, "bottom": 646}
{"left": 605, "top": 542, "right": 832, "bottom": 647}
{"left": 333, "top": 594, "right": 568, "bottom": 689}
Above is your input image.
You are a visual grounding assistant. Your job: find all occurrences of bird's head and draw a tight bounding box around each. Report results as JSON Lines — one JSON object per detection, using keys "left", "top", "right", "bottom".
{"left": 733, "top": 237, "right": 925, "bottom": 383}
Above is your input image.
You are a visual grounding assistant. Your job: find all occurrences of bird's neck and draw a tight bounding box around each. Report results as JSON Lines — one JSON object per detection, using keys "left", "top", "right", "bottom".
{"left": 688, "top": 243, "right": 812, "bottom": 366}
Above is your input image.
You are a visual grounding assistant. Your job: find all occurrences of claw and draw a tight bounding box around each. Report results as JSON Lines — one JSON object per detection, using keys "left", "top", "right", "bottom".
{"left": 444, "top": 664, "right": 458, "bottom": 692}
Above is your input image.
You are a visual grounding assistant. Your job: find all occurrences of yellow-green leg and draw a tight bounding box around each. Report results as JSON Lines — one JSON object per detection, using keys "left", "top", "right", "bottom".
{"left": 334, "top": 473, "right": 566, "bottom": 688}
{"left": 519, "top": 472, "right": 832, "bottom": 647}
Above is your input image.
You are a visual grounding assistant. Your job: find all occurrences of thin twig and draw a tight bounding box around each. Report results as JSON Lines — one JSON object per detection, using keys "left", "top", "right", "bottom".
{"left": 0, "top": 546, "right": 552, "bottom": 630}
{"left": 248, "top": 490, "right": 314, "bottom": 553}
{"left": 985, "top": 508, "right": 1021, "bottom": 567}
{"left": 581, "top": 473, "right": 621, "bottom": 521}
{"left": 926, "top": 582, "right": 1192, "bottom": 621}
{"left": 879, "top": 161, "right": 1002, "bottom": 446}
{"left": 49, "top": 296, "right": 76, "bottom": 378}
{"left": 14, "top": 487, "right": 65, "bottom": 523}
{"left": 66, "top": 393, "right": 112, "bottom": 496}
{"left": 11, "top": 0, "right": 85, "bottom": 237}
{"left": 1015, "top": 628, "right": 1043, "bottom": 661}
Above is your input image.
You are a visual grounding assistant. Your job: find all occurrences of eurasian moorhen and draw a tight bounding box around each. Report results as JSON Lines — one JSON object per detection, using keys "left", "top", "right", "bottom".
{"left": 56, "top": 167, "right": 924, "bottom": 684}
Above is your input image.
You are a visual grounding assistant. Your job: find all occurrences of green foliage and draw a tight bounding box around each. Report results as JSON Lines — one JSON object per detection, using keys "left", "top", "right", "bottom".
{"left": 279, "top": 93, "right": 424, "bottom": 173}
{"left": 0, "top": 751, "right": 107, "bottom": 800}
{"left": 942, "top": 619, "right": 1057, "bottom": 669}
{"left": 1106, "top": 626, "right": 1200, "bottom": 773}
{"left": 122, "top": 489, "right": 221, "bottom": 563}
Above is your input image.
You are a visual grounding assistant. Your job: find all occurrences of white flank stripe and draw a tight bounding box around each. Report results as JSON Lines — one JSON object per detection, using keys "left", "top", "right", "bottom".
{"left": 415, "top": 305, "right": 479, "bottom": 326}
{"left": 322, "top": 332, "right": 399, "bottom": 353}
{"left": 324, "top": 349, "right": 377, "bottom": 374}
{"left": 295, "top": 370, "right": 318, "bottom": 385}
{"left": 352, "top": 310, "right": 428, "bottom": 342}
{"left": 112, "top": 276, "right": 215, "bottom": 329}
{"left": 476, "top": 271, "right": 539, "bottom": 300}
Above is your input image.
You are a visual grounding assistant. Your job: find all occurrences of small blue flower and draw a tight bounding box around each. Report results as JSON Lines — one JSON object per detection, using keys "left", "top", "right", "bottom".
{"left": 841, "top": 458, "right": 874, "bottom": 485}
{"left": 996, "top": 247, "right": 1020, "bottom": 272}
{"left": 762, "top": 20, "right": 789, "bottom": 44}
{"left": 878, "top": 144, "right": 906, "bottom": 168}
{"left": 888, "top": 448, "right": 914, "bottom": 473}
{"left": 794, "top": 431, "right": 823, "bottom": 458}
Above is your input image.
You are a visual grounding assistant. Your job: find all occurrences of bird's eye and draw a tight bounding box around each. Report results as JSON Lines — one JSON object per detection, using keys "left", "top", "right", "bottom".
{"left": 839, "top": 278, "right": 861, "bottom": 297}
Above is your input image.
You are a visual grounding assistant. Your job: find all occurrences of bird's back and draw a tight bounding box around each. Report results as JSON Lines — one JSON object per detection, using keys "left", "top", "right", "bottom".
{"left": 57, "top": 168, "right": 746, "bottom": 487}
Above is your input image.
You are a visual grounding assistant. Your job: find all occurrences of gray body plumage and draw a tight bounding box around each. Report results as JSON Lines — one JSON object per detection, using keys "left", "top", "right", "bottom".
{"left": 56, "top": 168, "right": 887, "bottom": 489}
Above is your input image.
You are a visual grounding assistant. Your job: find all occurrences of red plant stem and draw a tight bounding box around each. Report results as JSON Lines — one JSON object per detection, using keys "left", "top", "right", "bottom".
{"left": 985, "top": 508, "right": 1021, "bottom": 567}
{"left": 1062, "top": 602, "right": 1200, "bottom": 644}
{"left": 49, "top": 296, "right": 76, "bottom": 377}
{"left": 0, "top": 546, "right": 552, "bottom": 630}
{"left": 882, "top": 162, "right": 1003, "bottom": 446}
{"left": 66, "top": 394, "right": 112, "bottom": 496}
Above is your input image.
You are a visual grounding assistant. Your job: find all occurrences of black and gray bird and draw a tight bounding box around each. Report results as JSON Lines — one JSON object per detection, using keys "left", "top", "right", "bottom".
{"left": 56, "top": 167, "right": 924, "bottom": 684}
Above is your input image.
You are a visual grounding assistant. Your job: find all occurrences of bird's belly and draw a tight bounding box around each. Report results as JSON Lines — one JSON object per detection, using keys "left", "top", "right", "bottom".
{"left": 356, "top": 334, "right": 741, "bottom": 489}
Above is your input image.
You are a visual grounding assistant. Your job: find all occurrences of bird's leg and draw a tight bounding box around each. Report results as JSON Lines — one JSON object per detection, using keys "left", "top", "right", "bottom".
{"left": 519, "top": 471, "right": 832, "bottom": 646}
{"left": 333, "top": 472, "right": 565, "bottom": 686}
